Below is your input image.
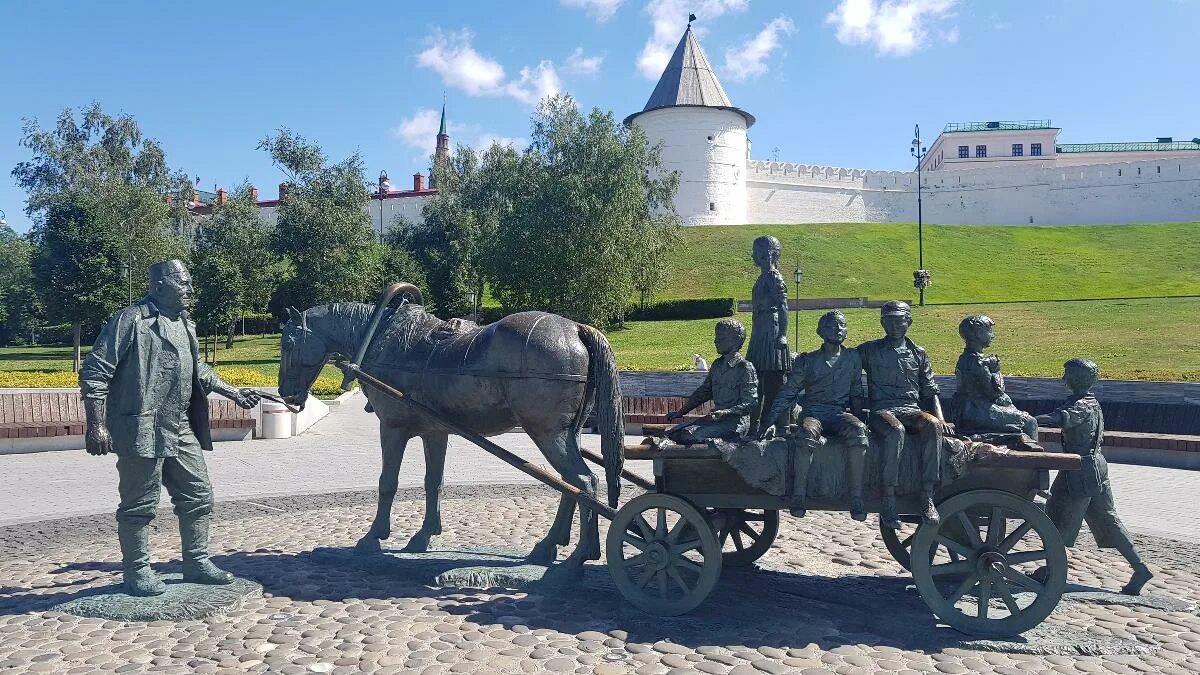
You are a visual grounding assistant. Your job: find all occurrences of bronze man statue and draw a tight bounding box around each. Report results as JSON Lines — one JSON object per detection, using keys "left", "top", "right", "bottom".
{"left": 746, "top": 235, "right": 790, "bottom": 436}
{"left": 954, "top": 315, "right": 1037, "bottom": 437}
{"left": 761, "top": 310, "right": 869, "bottom": 521}
{"left": 666, "top": 319, "right": 758, "bottom": 445}
{"left": 1037, "top": 358, "right": 1152, "bottom": 595}
{"left": 80, "top": 260, "right": 260, "bottom": 596}
{"left": 858, "top": 301, "right": 948, "bottom": 529}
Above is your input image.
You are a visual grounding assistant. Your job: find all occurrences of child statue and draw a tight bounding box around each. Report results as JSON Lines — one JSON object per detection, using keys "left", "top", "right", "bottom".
{"left": 1037, "top": 358, "right": 1152, "bottom": 595}
{"left": 666, "top": 319, "right": 758, "bottom": 445}
{"left": 746, "top": 235, "right": 790, "bottom": 436}
{"left": 954, "top": 315, "right": 1037, "bottom": 437}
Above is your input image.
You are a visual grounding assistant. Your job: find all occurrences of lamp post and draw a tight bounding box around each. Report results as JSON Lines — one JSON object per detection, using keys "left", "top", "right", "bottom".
{"left": 910, "top": 125, "right": 930, "bottom": 306}
{"left": 792, "top": 263, "right": 802, "bottom": 348}
{"left": 377, "top": 170, "right": 389, "bottom": 244}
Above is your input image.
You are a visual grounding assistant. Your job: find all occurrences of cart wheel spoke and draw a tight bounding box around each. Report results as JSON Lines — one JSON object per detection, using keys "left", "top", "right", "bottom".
{"left": 633, "top": 515, "right": 655, "bottom": 542}
{"left": 671, "top": 539, "right": 703, "bottom": 556}
{"left": 976, "top": 579, "right": 993, "bottom": 619}
{"left": 986, "top": 507, "right": 1005, "bottom": 547}
{"left": 738, "top": 521, "right": 759, "bottom": 539}
{"left": 674, "top": 557, "right": 704, "bottom": 576}
{"left": 623, "top": 534, "right": 650, "bottom": 551}
{"left": 667, "top": 566, "right": 689, "bottom": 593}
{"left": 998, "top": 580, "right": 1021, "bottom": 614}
{"left": 624, "top": 552, "right": 650, "bottom": 569}
{"left": 936, "top": 535, "right": 973, "bottom": 560}
{"left": 1005, "top": 550, "right": 1047, "bottom": 566}
{"left": 667, "top": 518, "right": 691, "bottom": 544}
{"left": 998, "top": 521, "right": 1033, "bottom": 553}
{"left": 731, "top": 529, "right": 745, "bottom": 551}
{"left": 708, "top": 509, "right": 779, "bottom": 567}
{"left": 931, "top": 560, "right": 972, "bottom": 577}
{"left": 656, "top": 508, "right": 666, "bottom": 538}
{"left": 946, "top": 572, "right": 980, "bottom": 605}
{"left": 635, "top": 563, "right": 657, "bottom": 588}
{"left": 900, "top": 532, "right": 916, "bottom": 548}
{"left": 1001, "top": 566, "right": 1046, "bottom": 594}
{"left": 956, "top": 511, "right": 983, "bottom": 548}
{"left": 657, "top": 569, "right": 668, "bottom": 597}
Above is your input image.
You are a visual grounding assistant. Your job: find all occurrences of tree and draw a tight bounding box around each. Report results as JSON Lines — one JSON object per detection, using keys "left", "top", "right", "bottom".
{"left": 259, "top": 130, "right": 381, "bottom": 315}
{"left": 484, "top": 95, "right": 680, "bottom": 327}
{"left": 12, "top": 104, "right": 184, "bottom": 369}
{"left": 404, "top": 145, "right": 481, "bottom": 317}
{"left": 0, "top": 226, "right": 41, "bottom": 345}
{"left": 193, "top": 184, "right": 288, "bottom": 348}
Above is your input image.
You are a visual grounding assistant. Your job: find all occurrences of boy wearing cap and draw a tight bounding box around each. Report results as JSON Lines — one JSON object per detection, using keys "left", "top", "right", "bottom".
{"left": 858, "top": 300, "right": 948, "bottom": 529}
{"left": 666, "top": 319, "right": 759, "bottom": 444}
{"left": 760, "top": 310, "right": 869, "bottom": 521}
{"left": 1037, "top": 358, "right": 1152, "bottom": 595}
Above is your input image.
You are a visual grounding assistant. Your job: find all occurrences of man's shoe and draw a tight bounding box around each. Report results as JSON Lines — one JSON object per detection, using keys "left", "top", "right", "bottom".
{"left": 1121, "top": 564, "right": 1153, "bottom": 596}
{"left": 849, "top": 496, "right": 867, "bottom": 522}
{"left": 920, "top": 493, "right": 940, "bottom": 525}
{"left": 182, "top": 558, "right": 235, "bottom": 585}
{"left": 880, "top": 495, "right": 901, "bottom": 530}
{"left": 123, "top": 566, "right": 167, "bottom": 596}
{"left": 788, "top": 495, "right": 806, "bottom": 518}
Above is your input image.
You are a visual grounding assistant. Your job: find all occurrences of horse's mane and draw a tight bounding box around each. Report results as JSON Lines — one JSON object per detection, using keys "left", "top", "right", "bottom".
{"left": 303, "top": 301, "right": 449, "bottom": 358}
{"left": 373, "top": 303, "right": 446, "bottom": 354}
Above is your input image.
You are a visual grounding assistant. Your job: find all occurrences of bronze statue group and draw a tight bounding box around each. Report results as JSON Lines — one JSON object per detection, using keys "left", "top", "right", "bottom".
{"left": 80, "top": 252, "right": 1150, "bottom": 603}
{"left": 664, "top": 235, "right": 1152, "bottom": 596}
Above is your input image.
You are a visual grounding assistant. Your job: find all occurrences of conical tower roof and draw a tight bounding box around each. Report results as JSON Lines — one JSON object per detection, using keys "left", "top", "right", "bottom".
{"left": 625, "top": 25, "right": 754, "bottom": 127}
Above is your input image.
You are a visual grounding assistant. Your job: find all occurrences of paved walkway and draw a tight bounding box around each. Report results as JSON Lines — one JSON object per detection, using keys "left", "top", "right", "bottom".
{"left": 2, "top": 394, "right": 1197, "bottom": 543}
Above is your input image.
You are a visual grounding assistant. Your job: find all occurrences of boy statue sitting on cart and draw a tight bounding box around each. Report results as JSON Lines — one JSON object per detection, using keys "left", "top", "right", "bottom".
{"left": 759, "top": 310, "right": 869, "bottom": 521}
{"left": 1036, "top": 358, "right": 1153, "bottom": 595}
{"left": 666, "top": 319, "right": 758, "bottom": 445}
{"left": 858, "top": 301, "right": 949, "bottom": 529}
{"left": 954, "top": 315, "right": 1037, "bottom": 438}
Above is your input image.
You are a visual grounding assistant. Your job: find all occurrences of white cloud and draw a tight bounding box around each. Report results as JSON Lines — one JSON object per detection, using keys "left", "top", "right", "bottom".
{"left": 417, "top": 30, "right": 562, "bottom": 107}
{"left": 722, "top": 16, "right": 794, "bottom": 82}
{"left": 475, "top": 134, "right": 529, "bottom": 152}
{"left": 826, "top": 0, "right": 957, "bottom": 56}
{"left": 637, "top": 0, "right": 750, "bottom": 80}
{"left": 565, "top": 47, "right": 605, "bottom": 75}
{"left": 503, "top": 61, "right": 562, "bottom": 106}
{"left": 560, "top": 0, "right": 624, "bottom": 22}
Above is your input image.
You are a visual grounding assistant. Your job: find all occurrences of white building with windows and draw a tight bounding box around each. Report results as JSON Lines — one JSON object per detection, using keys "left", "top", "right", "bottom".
{"left": 629, "top": 28, "right": 1200, "bottom": 226}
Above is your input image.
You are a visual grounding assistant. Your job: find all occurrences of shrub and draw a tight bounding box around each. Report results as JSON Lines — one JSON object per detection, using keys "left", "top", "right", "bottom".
{"left": 626, "top": 298, "right": 736, "bottom": 321}
{"left": 0, "top": 370, "right": 78, "bottom": 388}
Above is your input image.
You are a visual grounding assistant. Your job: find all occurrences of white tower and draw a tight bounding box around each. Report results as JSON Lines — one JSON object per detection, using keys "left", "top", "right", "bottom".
{"left": 625, "top": 25, "right": 754, "bottom": 226}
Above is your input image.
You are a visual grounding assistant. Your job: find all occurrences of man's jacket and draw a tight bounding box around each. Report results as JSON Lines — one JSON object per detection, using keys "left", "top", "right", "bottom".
{"left": 80, "top": 297, "right": 226, "bottom": 457}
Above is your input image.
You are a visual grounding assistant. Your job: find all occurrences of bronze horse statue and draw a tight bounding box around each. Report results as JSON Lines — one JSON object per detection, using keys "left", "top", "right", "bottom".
{"left": 277, "top": 284, "right": 624, "bottom": 567}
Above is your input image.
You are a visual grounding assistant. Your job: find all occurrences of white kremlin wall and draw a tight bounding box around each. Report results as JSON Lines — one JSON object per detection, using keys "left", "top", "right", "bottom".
{"left": 633, "top": 107, "right": 749, "bottom": 226}
{"left": 746, "top": 156, "right": 1200, "bottom": 225}
{"left": 254, "top": 193, "right": 431, "bottom": 231}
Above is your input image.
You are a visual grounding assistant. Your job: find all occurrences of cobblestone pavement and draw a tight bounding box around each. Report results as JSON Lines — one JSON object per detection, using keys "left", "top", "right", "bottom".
{"left": 3, "top": 486, "right": 1200, "bottom": 674}
{"left": 2, "top": 400, "right": 1197, "bottom": 543}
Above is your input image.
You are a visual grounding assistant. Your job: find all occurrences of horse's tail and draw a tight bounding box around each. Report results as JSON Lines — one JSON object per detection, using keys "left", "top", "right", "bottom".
{"left": 577, "top": 323, "right": 624, "bottom": 509}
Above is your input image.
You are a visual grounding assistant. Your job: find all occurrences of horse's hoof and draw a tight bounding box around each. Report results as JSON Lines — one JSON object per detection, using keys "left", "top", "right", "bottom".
{"left": 401, "top": 533, "right": 432, "bottom": 553}
{"left": 354, "top": 536, "right": 382, "bottom": 554}
{"left": 526, "top": 541, "right": 558, "bottom": 564}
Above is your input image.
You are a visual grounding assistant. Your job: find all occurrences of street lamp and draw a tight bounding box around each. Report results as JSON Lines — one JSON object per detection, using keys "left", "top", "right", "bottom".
{"left": 910, "top": 124, "right": 930, "bottom": 306}
{"left": 792, "top": 263, "right": 802, "bottom": 348}
{"left": 377, "top": 170, "right": 389, "bottom": 243}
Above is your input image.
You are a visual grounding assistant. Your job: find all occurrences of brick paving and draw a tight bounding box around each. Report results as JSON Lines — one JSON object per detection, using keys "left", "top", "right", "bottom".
{"left": 2, "top": 486, "right": 1200, "bottom": 674}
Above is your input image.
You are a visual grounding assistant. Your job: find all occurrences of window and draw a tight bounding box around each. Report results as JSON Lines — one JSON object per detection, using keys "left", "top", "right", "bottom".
{"left": 706, "top": 135, "right": 714, "bottom": 141}
{"left": 1011, "top": 143, "right": 1023, "bottom": 157}
{"left": 1118, "top": 169, "right": 1122, "bottom": 176}
{"left": 975, "top": 145, "right": 987, "bottom": 158}
{"left": 1031, "top": 143, "right": 1042, "bottom": 156}
{"left": 709, "top": 202, "right": 716, "bottom": 211}
{"left": 958, "top": 145, "right": 969, "bottom": 158}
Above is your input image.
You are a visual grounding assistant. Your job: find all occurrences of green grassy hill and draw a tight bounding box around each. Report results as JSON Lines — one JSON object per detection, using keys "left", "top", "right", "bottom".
{"left": 663, "top": 222, "right": 1200, "bottom": 303}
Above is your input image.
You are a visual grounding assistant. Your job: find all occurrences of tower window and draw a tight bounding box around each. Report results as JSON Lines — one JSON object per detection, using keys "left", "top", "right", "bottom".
{"left": 709, "top": 203, "right": 716, "bottom": 211}
{"left": 706, "top": 135, "right": 714, "bottom": 141}
{"left": 975, "top": 145, "right": 987, "bottom": 158}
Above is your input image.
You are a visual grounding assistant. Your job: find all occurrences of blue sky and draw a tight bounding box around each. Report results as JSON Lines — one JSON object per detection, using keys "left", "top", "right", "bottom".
{"left": 2, "top": 0, "right": 1197, "bottom": 233}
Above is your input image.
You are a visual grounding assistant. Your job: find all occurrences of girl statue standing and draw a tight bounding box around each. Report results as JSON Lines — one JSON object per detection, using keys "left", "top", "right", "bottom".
{"left": 747, "top": 235, "right": 791, "bottom": 435}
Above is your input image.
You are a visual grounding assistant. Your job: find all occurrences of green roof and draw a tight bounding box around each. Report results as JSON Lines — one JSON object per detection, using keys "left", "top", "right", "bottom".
{"left": 943, "top": 120, "right": 1054, "bottom": 133}
{"left": 1056, "top": 141, "right": 1200, "bottom": 153}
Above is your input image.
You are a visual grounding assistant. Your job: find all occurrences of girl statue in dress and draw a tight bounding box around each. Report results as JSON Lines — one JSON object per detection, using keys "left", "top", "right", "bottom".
{"left": 747, "top": 235, "right": 791, "bottom": 435}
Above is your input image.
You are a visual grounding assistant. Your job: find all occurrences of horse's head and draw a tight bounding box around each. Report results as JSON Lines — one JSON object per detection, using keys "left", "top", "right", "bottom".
{"left": 279, "top": 307, "right": 326, "bottom": 410}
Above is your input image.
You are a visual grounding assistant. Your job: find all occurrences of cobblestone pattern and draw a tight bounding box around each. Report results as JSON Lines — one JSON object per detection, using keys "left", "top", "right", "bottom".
{"left": 2, "top": 485, "right": 1200, "bottom": 674}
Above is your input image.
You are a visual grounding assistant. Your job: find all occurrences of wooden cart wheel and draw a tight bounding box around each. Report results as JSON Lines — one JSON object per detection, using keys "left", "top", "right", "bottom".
{"left": 879, "top": 514, "right": 925, "bottom": 571}
{"left": 911, "top": 490, "right": 1067, "bottom": 637}
{"left": 607, "top": 493, "right": 722, "bottom": 616}
{"left": 706, "top": 508, "right": 779, "bottom": 567}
